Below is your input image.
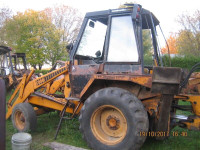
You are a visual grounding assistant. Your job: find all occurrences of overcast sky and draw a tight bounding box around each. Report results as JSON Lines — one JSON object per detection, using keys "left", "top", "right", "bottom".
{"left": 0, "top": 0, "right": 200, "bottom": 37}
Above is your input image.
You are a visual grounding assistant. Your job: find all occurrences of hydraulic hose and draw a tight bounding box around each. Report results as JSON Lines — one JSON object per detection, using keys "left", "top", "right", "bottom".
{"left": 180, "top": 62, "right": 200, "bottom": 90}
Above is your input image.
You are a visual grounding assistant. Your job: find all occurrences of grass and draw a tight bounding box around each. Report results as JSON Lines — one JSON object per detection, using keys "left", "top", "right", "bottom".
{"left": 6, "top": 113, "right": 88, "bottom": 150}
{"left": 6, "top": 98, "right": 200, "bottom": 150}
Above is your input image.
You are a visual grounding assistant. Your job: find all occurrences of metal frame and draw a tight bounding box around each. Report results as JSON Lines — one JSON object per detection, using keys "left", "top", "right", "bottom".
{"left": 70, "top": 18, "right": 88, "bottom": 62}
{"left": 104, "top": 13, "right": 141, "bottom": 64}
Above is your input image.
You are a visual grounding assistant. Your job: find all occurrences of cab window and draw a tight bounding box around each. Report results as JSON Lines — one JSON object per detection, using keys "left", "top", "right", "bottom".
{"left": 76, "top": 18, "right": 107, "bottom": 64}
{"left": 107, "top": 16, "right": 139, "bottom": 62}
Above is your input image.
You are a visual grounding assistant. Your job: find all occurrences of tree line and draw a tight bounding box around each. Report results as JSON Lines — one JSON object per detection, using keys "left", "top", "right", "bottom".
{"left": 0, "top": 5, "right": 82, "bottom": 70}
{"left": 0, "top": 5, "right": 199, "bottom": 69}
{"left": 162, "top": 10, "right": 200, "bottom": 58}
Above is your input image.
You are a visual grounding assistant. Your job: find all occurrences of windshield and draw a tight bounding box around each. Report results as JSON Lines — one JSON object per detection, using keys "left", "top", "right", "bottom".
{"left": 0, "top": 54, "right": 11, "bottom": 75}
{"left": 0, "top": 54, "right": 8, "bottom": 68}
{"left": 76, "top": 19, "right": 107, "bottom": 58}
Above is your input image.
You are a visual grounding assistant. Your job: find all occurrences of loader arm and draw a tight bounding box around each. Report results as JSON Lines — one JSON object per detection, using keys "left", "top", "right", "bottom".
{"left": 6, "top": 64, "right": 69, "bottom": 119}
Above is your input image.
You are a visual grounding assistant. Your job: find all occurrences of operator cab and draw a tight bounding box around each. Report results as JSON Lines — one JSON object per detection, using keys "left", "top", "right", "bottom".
{"left": 69, "top": 4, "right": 163, "bottom": 97}
{"left": 0, "top": 46, "right": 27, "bottom": 77}
{"left": 0, "top": 46, "right": 13, "bottom": 76}
{"left": 70, "top": 4, "right": 161, "bottom": 74}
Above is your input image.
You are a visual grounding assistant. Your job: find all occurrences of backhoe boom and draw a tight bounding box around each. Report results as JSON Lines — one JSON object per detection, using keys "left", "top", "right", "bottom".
{"left": 6, "top": 64, "right": 69, "bottom": 119}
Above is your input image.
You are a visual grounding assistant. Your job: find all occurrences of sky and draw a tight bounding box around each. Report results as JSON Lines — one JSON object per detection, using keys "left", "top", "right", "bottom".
{"left": 0, "top": 0, "right": 200, "bottom": 37}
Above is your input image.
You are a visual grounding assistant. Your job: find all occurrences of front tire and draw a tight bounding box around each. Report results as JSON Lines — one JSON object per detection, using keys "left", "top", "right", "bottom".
{"left": 79, "top": 87, "right": 149, "bottom": 150}
{"left": 11, "top": 103, "right": 37, "bottom": 132}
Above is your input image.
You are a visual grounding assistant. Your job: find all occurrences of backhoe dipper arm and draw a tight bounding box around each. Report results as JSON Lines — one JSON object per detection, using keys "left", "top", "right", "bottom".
{"left": 6, "top": 64, "right": 69, "bottom": 119}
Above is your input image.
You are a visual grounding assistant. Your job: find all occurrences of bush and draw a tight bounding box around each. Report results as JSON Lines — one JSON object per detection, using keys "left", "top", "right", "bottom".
{"left": 163, "top": 55, "right": 200, "bottom": 70}
{"left": 35, "top": 69, "right": 49, "bottom": 75}
{"left": 144, "top": 54, "right": 154, "bottom": 66}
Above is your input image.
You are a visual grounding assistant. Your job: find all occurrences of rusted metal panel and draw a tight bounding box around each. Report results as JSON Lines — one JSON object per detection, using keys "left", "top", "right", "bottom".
{"left": 94, "top": 74, "right": 152, "bottom": 88}
{"left": 70, "top": 62, "right": 152, "bottom": 98}
{"left": 138, "top": 88, "right": 158, "bottom": 100}
{"left": 97, "top": 63, "right": 104, "bottom": 73}
{"left": 183, "top": 72, "right": 200, "bottom": 94}
{"left": 189, "top": 78, "right": 200, "bottom": 85}
{"left": 191, "top": 72, "right": 200, "bottom": 79}
{"left": 71, "top": 65, "right": 99, "bottom": 75}
{"left": 71, "top": 75, "right": 91, "bottom": 97}
{"left": 78, "top": 74, "right": 153, "bottom": 100}
{"left": 152, "top": 67, "right": 182, "bottom": 94}
{"left": 70, "top": 65, "right": 100, "bottom": 97}
{"left": 142, "top": 98, "right": 160, "bottom": 116}
{"left": 155, "top": 94, "right": 174, "bottom": 140}
{"left": 150, "top": 67, "right": 183, "bottom": 138}
{"left": 104, "top": 64, "right": 142, "bottom": 75}
{"left": 0, "top": 79, "right": 6, "bottom": 150}
{"left": 71, "top": 63, "right": 152, "bottom": 99}
{"left": 107, "top": 81, "right": 141, "bottom": 96}
{"left": 79, "top": 77, "right": 95, "bottom": 98}
{"left": 181, "top": 72, "right": 200, "bottom": 94}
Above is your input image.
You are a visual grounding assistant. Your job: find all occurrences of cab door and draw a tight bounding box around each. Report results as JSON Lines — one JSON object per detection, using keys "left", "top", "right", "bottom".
{"left": 104, "top": 15, "right": 142, "bottom": 75}
{"left": 70, "top": 17, "right": 108, "bottom": 98}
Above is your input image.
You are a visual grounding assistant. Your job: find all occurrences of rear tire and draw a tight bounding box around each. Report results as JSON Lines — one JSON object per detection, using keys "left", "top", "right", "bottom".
{"left": 12, "top": 103, "right": 37, "bottom": 132}
{"left": 79, "top": 87, "right": 149, "bottom": 150}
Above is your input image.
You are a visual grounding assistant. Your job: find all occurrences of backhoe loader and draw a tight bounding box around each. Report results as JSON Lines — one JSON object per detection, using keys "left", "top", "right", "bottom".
{"left": 6, "top": 4, "right": 200, "bottom": 150}
{"left": 0, "top": 46, "right": 28, "bottom": 90}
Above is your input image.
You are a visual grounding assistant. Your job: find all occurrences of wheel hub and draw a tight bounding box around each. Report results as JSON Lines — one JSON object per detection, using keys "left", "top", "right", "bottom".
{"left": 106, "top": 115, "right": 120, "bottom": 130}
{"left": 14, "top": 110, "right": 25, "bottom": 130}
{"left": 20, "top": 114, "right": 25, "bottom": 122}
{"left": 91, "top": 105, "right": 127, "bottom": 145}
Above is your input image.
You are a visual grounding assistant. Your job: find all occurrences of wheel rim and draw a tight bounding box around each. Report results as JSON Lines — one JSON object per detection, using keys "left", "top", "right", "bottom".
{"left": 14, "top": 110, "right": 25, "bottom": 130}
{"left": 90, "top": 105, "right": 127, "bottom": 145}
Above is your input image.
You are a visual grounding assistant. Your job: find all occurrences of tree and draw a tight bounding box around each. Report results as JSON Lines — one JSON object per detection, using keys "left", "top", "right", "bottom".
{"left": 43, "top": 5, "right": 83, "bottom": 44}
{"left": 176, "top": 10, "right": 200, "bottom": 57}
{"left": 143, "top": 30, "right": 153, "bottom": 55}
{"left": 0, "top": 7, "right": 12, "bottom": 45}
{"left": 3, "top": 10, "right": 63, "bottom": 69}
{"left": 43, "top": 5, "right": 83, "bottom": 66}
{"left": 45, "top": 28, "right": 67, "bottom": 66}
{"left": 161, "top": 34, "right": 178, "bottom": 54}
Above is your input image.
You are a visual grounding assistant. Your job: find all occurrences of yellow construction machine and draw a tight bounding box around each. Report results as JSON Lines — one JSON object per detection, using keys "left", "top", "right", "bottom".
{"left": 0, "top": 46, "right": 28, "bottom": 90}
{"left": 6, "top": 4, "right": 200, "bottom": 150}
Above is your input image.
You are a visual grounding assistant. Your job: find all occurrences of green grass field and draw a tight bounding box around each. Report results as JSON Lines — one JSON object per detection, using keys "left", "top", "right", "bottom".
{"left": 6, "top": 97, "right": 200, "bottom": 150}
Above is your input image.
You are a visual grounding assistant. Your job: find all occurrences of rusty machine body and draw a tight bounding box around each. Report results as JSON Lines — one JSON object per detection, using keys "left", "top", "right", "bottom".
{"left": 0, "top": 46, "right": 28, "bottom": 90}
{"left": 6, "top": 4, "right": 200, "bottom": 150}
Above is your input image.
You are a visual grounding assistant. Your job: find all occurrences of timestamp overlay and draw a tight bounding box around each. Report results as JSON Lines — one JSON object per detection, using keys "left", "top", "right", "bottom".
{"left": 139, "top": 129, "right": 200, "bottom": 150}
{"left": 139, "top": 131, "right": 188, "bottom": 137}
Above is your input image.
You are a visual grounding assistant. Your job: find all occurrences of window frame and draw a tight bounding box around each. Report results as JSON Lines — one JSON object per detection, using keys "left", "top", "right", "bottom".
{"left": 75, "top": 18, "right": 107, "bottom": 59}
{"left": 104, "top": 14, "right": 141, "bottom": 65}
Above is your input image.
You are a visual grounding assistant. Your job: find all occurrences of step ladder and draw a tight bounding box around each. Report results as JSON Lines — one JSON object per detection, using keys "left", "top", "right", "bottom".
{"left": 54, "top": 97, "right": 81, "bottom": 140}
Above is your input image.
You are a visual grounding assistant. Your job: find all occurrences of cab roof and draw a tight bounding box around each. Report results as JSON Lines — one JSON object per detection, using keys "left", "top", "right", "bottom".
{"left": 85, "top": 5, "right": 160, "bottom": 28}
{"left": 0, "top": 46, "right": 11, "bottom": 55}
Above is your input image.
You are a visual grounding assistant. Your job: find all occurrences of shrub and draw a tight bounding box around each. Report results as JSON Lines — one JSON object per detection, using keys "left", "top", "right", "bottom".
{"left": 163, "top": 55, "right": 200, "bottom": 70}
{"left": 35, "top": 69, "right": 49, "bottom": 75}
